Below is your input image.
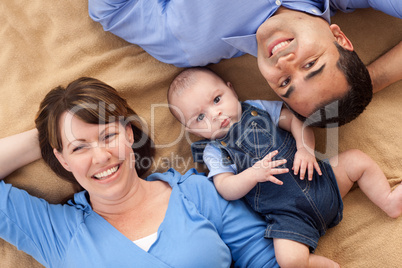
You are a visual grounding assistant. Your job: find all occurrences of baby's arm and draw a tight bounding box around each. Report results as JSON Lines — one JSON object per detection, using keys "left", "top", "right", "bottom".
{"left": 278, "top": 107, "right": 321, "bottom": 180}
{"left": 0, "top": 129, "right": 41, "bottom": 179}
{"left": 213, "top": 151, "right": 288, "bottom": 201}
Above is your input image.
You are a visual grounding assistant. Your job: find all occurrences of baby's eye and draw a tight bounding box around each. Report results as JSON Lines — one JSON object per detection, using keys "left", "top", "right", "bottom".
{"left": 213, "top": 96, "right": 221, "bottom": 104}
{"left": 304, "top": 60, "right": 316, "bottom": 69}
{"left": 197, "top": 114, "right": 205, "bottom": 122}
{"left": 280, "top": 77, "right": 291, "bottom": 87}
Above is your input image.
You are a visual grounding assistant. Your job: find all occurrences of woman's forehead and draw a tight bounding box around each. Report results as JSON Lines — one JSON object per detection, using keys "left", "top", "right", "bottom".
{"left": 59, "top": 112, "right": 119, "bottom": 141}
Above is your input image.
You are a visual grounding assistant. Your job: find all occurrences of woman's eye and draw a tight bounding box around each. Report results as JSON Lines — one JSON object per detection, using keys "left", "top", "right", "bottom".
{"left": 102, "top": 133, "right": 118, "bottom": 146}
{"left": 104, "top": 133, "right": 117, "bottom": 141}
{"left": 280, "top": 77, "right": 291, "bottom": 87}
{"left": 197, "top": 114, "right": 205, "bottom": 122}
{"left": 72, "top": 145, "right": 85, "bottom": 153}
{"left": 304, "top": 60, "right": 316, "bottom": 69}
{"left": 213, "top": 96, "right": 221, "bottom": 104}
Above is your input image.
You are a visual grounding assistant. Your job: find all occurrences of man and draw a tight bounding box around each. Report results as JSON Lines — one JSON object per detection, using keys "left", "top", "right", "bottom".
{"left": 256, "top": 7, "right": 402, "bottom": 126}
{"left": 89, "top": 0, "right": 401, "bottom": 126}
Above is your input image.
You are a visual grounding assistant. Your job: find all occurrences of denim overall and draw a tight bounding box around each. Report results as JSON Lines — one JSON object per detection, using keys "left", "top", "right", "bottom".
{"left": 191, "top": 102, "right": 343, "bottom": 250}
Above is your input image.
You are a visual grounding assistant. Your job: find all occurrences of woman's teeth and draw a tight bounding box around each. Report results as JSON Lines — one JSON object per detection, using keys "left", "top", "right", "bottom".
{"left": 94, "top": 166, "right": 119, "bottom": 180}
{"left": 271, "top": 40, "right": 291, "bottom": 55}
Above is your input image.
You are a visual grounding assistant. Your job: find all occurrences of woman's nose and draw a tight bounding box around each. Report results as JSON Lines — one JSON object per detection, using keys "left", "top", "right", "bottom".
{"left": 92, "top": 146, "right": 111, "bottom": 165}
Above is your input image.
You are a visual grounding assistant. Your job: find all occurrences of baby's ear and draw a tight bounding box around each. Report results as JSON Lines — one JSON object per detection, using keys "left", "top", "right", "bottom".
{"left": 227, "top": 81, "right": 238, "bottom": 97}
{"left": 185, "top": 125, "right": 198, "bottom": 136}
{"left": 53, "top": 148, "right": 71, "bottom": 172}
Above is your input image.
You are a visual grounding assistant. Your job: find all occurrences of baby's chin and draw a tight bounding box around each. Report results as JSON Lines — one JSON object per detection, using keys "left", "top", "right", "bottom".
{"left": 211, "top": 129, "right": 230, "bottom": 140}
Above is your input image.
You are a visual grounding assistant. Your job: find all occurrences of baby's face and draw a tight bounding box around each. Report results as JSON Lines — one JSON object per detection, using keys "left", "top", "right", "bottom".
{"left": 170, "top": 71, "right": 241, "bottom": 140}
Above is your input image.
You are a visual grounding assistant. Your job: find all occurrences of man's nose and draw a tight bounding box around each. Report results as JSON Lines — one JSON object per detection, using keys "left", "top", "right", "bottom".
{"left": 275, "top": 53, "right": 296, "bottom": 71}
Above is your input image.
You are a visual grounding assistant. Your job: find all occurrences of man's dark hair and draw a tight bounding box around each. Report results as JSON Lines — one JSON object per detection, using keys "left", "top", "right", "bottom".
{"left": 290, "top": 42, "right": 373, "bottom": 128}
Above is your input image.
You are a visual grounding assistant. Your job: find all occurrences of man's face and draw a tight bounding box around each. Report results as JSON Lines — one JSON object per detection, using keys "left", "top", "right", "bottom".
{"left": 256, "top": 8, "right": 351, "bottom": 117}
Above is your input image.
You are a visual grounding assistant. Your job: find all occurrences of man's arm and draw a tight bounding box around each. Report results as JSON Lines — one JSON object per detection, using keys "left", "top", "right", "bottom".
{"left": 330, "top": 0, "right": 401, "bottom": 19}
{"left": 0, "top": 129, "right": 42, "bottom": 179}
{"left": 367, "top": 41, "right": 402, "bottom": 93}
{"left": 278, "top": 107, "right": 321, "bottom": 180}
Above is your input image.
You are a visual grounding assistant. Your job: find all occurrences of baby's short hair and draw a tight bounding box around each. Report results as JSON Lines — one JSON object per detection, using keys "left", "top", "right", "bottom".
{"left": 168, "top": 67, "right": 215, "bottom": 99}
{"left": 167, "top": 67, "right": 218, "bottom": 123}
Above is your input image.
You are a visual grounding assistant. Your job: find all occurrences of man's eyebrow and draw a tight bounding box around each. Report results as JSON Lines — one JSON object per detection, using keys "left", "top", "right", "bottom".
{"left": 281, "top": 64, "right": 326, "bottom": 99}
{"left": 281, "top": 85, "right": 294, "bottom": 99}
{"left": 305, "top": 63, "right": 326, "bottom": 81}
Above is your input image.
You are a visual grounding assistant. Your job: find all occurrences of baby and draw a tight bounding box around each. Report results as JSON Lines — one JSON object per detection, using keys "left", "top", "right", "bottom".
{"left": 167, "top": 67, "right": 402, "bottom": 267}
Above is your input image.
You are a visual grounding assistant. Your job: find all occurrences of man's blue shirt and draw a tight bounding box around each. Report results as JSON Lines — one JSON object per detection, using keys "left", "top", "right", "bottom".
{"left": 88, "top": 0, "right": 401, "bottom": 67}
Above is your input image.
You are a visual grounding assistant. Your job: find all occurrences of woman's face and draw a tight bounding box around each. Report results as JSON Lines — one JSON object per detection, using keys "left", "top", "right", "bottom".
{"left": 54, "top": 111, "right": 138, "bottom": 202}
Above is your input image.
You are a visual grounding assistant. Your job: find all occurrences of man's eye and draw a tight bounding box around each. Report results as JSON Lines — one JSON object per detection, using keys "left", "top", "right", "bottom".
{"left": 213, "top": 96, "right": 221, "bottom": 104}
{"left": 280, "top": 77, "right": 291, "bottom": 87}
{"left": 197, "top": 114, "right": 205, "bottom": 122}
{"left": 304, "top": 60, "right": 316, "bottom": 69}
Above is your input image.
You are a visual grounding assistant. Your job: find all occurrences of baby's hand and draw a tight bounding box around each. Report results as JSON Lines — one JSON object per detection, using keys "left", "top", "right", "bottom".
{"left": 251, "top": 150, "right": 288, "bottom": 185}
{"left": 293, "top": 147, "right": 322, "bottom": 180}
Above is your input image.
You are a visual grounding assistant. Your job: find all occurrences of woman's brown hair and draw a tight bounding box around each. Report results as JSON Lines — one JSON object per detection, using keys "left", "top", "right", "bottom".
{"left": 35, "top": 77, "right": 154, "bottom": 185}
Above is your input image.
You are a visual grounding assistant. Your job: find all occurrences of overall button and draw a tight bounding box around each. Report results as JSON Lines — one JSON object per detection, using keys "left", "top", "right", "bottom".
{"left": 251, "top": 110, "right": 258, "bottom": 116}
{"left": 221, "top": 141, "right": 227, "bottom": 146}
{"left": 227, "top": 156, "right": 231, "bottom": 161}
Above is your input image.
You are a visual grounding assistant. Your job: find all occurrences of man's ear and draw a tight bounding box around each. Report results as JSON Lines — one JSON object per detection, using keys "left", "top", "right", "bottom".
{"left": 330, "top": 24, "right": 354, "bottom": 51}
{"left": 53, "top": 148, "right": 71, "bottom": 172}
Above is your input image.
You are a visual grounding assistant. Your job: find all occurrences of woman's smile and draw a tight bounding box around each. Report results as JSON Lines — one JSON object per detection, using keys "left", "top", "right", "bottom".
{"left": 92, "top": 164, "right": 120, "bottom": 181}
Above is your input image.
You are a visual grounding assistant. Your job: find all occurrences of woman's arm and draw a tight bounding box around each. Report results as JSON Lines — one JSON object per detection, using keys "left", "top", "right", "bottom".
{"left": 0, "top": 129, "right": 41, "bottom": 179}
{"left": 368, "top": 41, "right": 402, "bottom": 93}
{"left": 176, "top": 170, "right": 279, "bottom": 268}
{"left": 220, "top": 195, "right": 279, "bottom": 268}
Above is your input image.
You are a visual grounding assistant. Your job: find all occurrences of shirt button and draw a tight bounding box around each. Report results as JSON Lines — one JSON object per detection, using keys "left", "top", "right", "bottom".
{"left": 312, "top": 9, "right": 318, "bottom": 14}
{"left": 221, "top": 141, "right": 227, "bottom": 146}
{"left": 251, "top": 110, "right": 258, "bottom": 116}
{"left": 275, "top": 0, "right": 281, "bottom": 6}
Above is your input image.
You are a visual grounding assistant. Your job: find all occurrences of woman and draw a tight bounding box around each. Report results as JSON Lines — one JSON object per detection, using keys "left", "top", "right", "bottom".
{"left": 0, "top": 77, "right": 278, "bottom": 267}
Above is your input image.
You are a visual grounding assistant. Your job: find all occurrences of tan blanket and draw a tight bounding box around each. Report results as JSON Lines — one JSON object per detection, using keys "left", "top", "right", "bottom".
{"left": 0, "top": 1, "right": 401, "bottom": 267}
